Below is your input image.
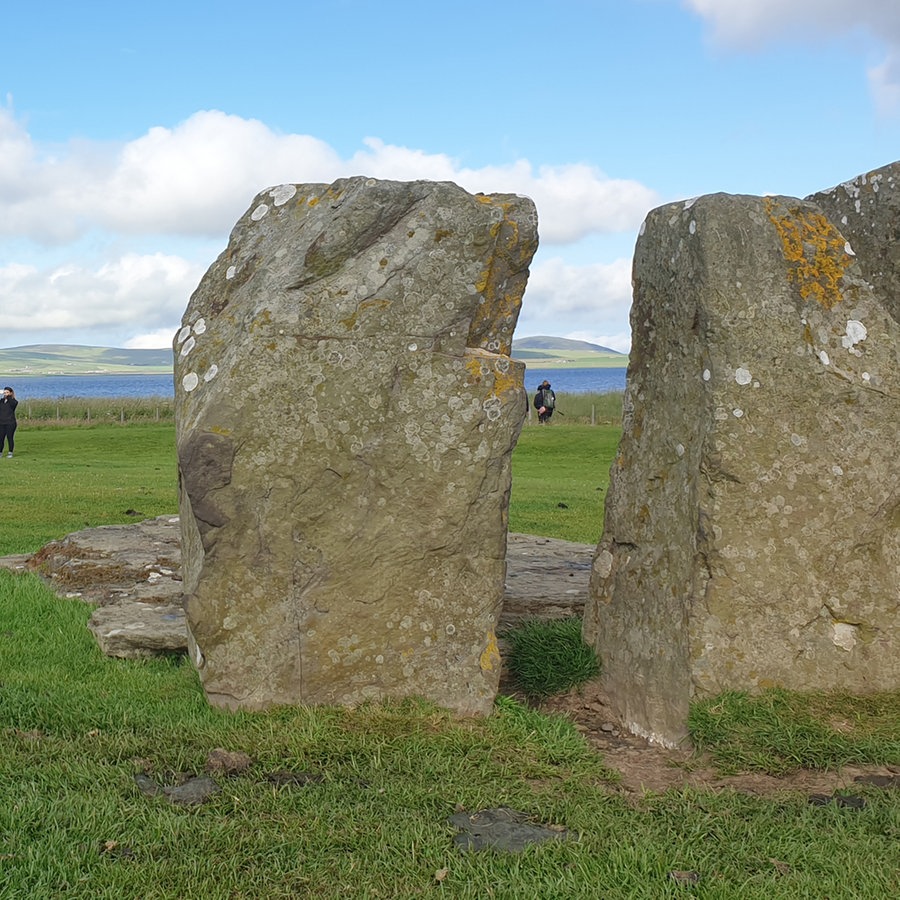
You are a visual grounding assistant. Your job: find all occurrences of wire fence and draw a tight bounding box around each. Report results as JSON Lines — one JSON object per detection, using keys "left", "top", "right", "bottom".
{"left": 16, "top": 391, "right": 623, "bottom": 427}
{"left": 18, "top": 397, "right": 175, "bottom": 426}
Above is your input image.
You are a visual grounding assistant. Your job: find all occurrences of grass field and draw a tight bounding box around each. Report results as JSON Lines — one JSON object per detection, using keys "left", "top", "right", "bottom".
{"left": 1, "top": 416, "right": 899, "bottom": 898}
{"left": 0, "top": 424, "right": 177, "bottom": 555}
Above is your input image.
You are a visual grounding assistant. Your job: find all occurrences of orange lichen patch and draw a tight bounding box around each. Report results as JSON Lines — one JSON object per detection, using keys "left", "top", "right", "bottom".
{"left": 480, "top": 630, "right": 501, "bottom": 672}
{"left": 465, "top": 356, "right": 485, "bottom": 383}
{"left": 490, "top": 366, "right": 519, "bottom": 396}
{"left": 464, "top": 350, "right": 520, "bottom": 403}
{"left": 434, "top": 228, "right": 452, "bottom": 242}
{"left": 764, "top": 198, "right": 852, "bottom": 309}
{"left": 308, "top": 197, "right": 320, "bottom": 207}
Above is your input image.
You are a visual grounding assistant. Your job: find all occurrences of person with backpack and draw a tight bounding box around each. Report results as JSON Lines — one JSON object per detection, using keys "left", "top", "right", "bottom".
{"left": 0, "top": 386, "right": 18, "bottom": 457}
{"left": 533, "top": 380, "right": 556, "bottom": 424}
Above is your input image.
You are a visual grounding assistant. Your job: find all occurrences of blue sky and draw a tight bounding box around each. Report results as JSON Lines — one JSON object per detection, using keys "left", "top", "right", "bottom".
{"left": 2, "top": 0, "right": 899, "bottom": 352}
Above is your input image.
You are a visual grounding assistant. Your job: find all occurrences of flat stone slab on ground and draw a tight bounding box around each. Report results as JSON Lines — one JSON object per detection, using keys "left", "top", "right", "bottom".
{"left": 0, "top": 518, "right": 594, "bottom": 660}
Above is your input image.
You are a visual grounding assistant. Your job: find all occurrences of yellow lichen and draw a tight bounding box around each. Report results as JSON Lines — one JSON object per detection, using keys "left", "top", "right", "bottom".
{"left": 479, "top": 630, "right": 500, "bottom": 672}
{"left": 764, "top": 198, "right": 852, "bottom": 309}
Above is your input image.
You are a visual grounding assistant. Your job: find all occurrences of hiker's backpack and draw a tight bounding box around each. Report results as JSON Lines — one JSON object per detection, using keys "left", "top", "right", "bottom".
{"left": 542, "top": 389, "right": 555, "bottom": 410}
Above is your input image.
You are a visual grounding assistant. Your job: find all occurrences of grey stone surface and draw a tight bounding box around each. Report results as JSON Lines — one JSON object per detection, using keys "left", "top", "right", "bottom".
{"left": 20, "top": 515, "right": 183, "bottom": 606}
{"left": 0, "top": 518, "right": 591, "bottom": 664}
{"left": 175, "top": 177, "right": 538, "bottom": 714}
{"left": 500, "top": 533, "right": 592, "bottom": 628}
{"left": 448, "top": 807, "right": 571, "bottom": 852}
{"left": 87, "top": 600, "right": 186, "bottom": 659}
{"left": 584, "top": 177, "right": 900, "bottom": 747}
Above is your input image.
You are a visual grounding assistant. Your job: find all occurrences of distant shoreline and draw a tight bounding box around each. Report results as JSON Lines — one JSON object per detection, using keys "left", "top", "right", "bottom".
{"left": 0, "top": 370, "right": 172, "bottom": 377}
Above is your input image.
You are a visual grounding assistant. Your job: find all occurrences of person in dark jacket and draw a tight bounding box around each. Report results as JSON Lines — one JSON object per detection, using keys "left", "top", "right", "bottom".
{"left": 0, "top": 386, "right": 18, "bottom": 457}
{"left": 533, "top": 380, "right": 556, "bottom": 424}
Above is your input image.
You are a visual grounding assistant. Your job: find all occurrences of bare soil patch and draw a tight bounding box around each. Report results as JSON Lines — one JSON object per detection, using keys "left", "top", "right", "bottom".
{"left": 524, "top": 679, "right": 899, "bottom": 797}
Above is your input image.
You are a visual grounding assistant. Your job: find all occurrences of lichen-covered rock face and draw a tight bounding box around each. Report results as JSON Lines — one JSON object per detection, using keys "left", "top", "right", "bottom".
{"left": 175, "top": 177, "right": 537, "bottom": 715}
{"left": 809, "top": 161, "right": 900, "bottom": 325}
{"left": 584, "top": 183, "right": 900, "bottom": 748}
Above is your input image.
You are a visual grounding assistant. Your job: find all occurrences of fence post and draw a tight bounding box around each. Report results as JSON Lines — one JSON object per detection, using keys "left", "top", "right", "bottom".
{"left": 591, "top": 405, "right": 595, "bottom": 426}
{"left": 87, "top": 408, "right": 91, "bottom": 423}
{"left": 120, "top": 409, "right": 125, "bottom": 424}
{"left": 56, "top": 405, "right": 60, "bottom": 422}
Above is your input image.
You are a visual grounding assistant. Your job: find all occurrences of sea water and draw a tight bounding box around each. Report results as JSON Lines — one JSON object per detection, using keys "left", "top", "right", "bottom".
{"left": 5, "top": 368, "right": 627, "bottom": 400}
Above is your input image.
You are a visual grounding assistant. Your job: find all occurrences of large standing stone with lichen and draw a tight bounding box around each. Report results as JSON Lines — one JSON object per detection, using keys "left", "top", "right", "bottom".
{"left": 175, "top": 177, "right": 537, "bottom": 714}
{"left": 583, "top": 178, "right": 900, "bottom": 748}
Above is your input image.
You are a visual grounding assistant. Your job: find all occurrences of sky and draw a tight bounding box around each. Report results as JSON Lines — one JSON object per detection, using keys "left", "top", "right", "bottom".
{"left": 1, "top": 0, "right": 899, "bottom": 354}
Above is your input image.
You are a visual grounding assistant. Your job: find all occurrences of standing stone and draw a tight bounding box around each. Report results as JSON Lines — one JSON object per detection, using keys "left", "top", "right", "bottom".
{"left": 584, "top": 183, "right": 900, "bottom": 747}
{"left": 808, "top": 161, "right": 900, "bottom": 324}
{"left": 175, "top": 177, "right": 537, "bottom": 714}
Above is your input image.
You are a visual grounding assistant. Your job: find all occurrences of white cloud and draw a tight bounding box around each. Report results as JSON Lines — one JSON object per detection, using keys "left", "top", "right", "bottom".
{"left": 353, "top": 140, "right": 659, "bottom": 242}
{"left": 685, "top": 0, "right": 900, "bottom": 46}
{"left": 0, "top": 109, "right": 658, "bottom": 247}
{"left": 517, "top": 256, "right": 634, "bottom": 350}
{"left": 685, "top": 0, "right": 900, "bottom": 110}
{"left": 870, "top": 51, "right": 900, "bottom": 115}
{"left": 0, "top": 253, "right": 202, "bottom": 337}
{"left": 125, "top": 329, "right": 180, "bottom": 349}
{"left": 0, "top": 107, "right": 659, "bottom": 347}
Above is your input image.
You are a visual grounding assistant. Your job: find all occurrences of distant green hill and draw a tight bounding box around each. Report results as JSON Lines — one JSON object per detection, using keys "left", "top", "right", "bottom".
{"left": 0, "top": 337, "right": 628, "bottom": 375}
{"left": 0, "top": 344, "right": 173, "bottom": 375}
{"left": 512, "top": 336, "right": 627, "bottom": 369}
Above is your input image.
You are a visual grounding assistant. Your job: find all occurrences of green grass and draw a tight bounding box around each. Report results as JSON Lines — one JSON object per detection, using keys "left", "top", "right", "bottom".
{"left": 2, "top": 415, "right": 900, "bottom": 897}
{"left": 504, "top": 618, "right": 600, "bottom": 698}
{"left": 510, "top": 421, "right": 619, "bottom": 544}
{"left": 3, "top": 576, "right": 900, "bottom": 898}
{"left": 0, "top": 424, "right": 178, "bottom": 554}
{"left": 690, "top": 690, "right": 900, "bottom": 775}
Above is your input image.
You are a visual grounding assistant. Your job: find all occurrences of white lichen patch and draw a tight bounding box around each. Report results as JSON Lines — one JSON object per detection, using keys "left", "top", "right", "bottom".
{"left": 251, "top": 204, "right": 269, "bottom": 221}
{"left": 832, "top": 622, "right": 858, "bottom": 651}
{"left": 844, "top": 241, "right": 855, "bottom": 256}
{"left": 180, "top": 336, "right": 196, "bottom": 357}
{"left": 482, "top": 396, "right": 502, "bottom": 421}
{"left": 819, "top": 350, "right": 830, "bottom": 366}
{"left": 203, "top": 364, "right": 218, "bottom": 382}
{"left": 182, "top": 372, "right": 199, "bottom": 392}
{"left": 734, "top": 367, "right": 752, "bottom": 386}
{"left": 702, "top": 369, "right": 711, "bottom": 381}
{"left": 270, "top": 184, "right": 297, "bottom": 206}
{"left": 177, "top": 325, "right": 192, "bottom": 344}
{"left": 226, "top": 265, "right": 236, "bottom": 280}
{"left": 841, "top": 320, "right": 867, "bottom": 350}
{"left": 732, "top": 408, "right": 744, "bottom": 418}
{"left": 593, "top": 550, "right": 613, "bottom": 580}
{"left": 193, "top": 318, "right": 207, "bottom": 335}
